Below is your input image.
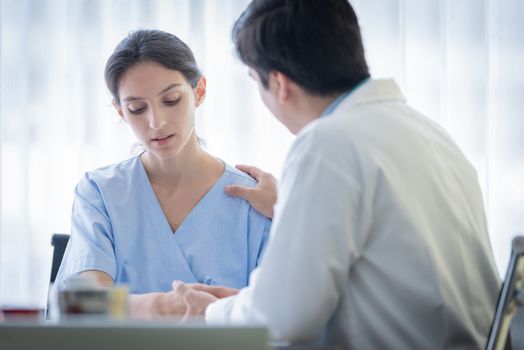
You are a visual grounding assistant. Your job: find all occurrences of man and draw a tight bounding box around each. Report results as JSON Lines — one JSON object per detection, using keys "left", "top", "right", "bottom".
{"left": 173, "top": 0, "right": 500, "bottom": 348}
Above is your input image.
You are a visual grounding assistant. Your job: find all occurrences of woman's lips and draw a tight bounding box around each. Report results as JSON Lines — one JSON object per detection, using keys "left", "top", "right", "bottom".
{"left": 151, "top": 134, "right": 174, "bottom": 146}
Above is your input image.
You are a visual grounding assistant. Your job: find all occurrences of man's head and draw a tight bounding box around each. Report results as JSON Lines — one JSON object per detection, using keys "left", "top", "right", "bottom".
{"left": 232, "top": 0, "right": 369, "bottom": 97}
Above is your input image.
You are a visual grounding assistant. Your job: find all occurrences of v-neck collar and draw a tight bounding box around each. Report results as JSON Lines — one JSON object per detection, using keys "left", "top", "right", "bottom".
{"left": 134, "top": 155, "right": 227, "bottom": 236}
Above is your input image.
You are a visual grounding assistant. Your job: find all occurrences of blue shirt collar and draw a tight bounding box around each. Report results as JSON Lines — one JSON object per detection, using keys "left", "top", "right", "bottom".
{"left": 321, "top": 78, "right": 370, "bottom": 117}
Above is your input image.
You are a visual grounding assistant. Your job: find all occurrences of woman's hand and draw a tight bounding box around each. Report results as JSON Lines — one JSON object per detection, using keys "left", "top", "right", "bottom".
{"left": 225, "top": 164, "right": 277, "bottom": 219}
{"left": 128, "top": 291, "right": 187, "bottom": 319}
{"left": 128, "top": 282, "right": 238, "bottom": 319}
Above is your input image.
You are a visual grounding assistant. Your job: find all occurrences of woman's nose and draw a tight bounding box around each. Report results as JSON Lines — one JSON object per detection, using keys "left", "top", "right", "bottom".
{"left": 148, "top": 108, "right": 167, "bottom": 129}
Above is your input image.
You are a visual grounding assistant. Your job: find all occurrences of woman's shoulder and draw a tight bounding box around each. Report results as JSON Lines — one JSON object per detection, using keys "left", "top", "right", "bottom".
{"left": 221, "top": 163, "right": 271, "bottom": 225}
{"left": 77, "top": 155, "right": 142, "bottom": 193}
{"left": 222, "top": 163, "right": 258, "bottom": 187}
{"left": 87, "top": 155, "right": 139, "bottom": 178}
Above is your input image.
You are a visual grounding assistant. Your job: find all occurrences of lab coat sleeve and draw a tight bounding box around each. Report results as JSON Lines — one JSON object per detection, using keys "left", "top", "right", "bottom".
{"left": 206, "top": 127, "right": 364, "bottom": 341}
{"left": 54, "top": 173, "right": 117, "bottom": 288}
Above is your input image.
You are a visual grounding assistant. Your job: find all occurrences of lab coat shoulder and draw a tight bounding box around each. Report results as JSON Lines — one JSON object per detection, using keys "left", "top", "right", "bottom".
{"left": 286, "top": 113, "right": 365, "bottom": 181}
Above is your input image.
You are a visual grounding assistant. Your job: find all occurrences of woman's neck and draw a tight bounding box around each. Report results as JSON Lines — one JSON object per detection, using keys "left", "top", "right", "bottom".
{"left": 140, "top": 133, "right": 223, "bottom": 191}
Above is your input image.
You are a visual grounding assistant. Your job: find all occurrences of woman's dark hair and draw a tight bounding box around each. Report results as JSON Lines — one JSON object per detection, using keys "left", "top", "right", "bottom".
{"left": 105, "top": 29, "right": 201, "bottom": 104}
{"left": 232, "top": 0, "right": 370, "bottom": 96}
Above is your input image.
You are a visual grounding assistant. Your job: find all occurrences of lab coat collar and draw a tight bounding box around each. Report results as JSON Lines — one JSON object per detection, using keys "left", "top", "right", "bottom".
{"left": 343, "top": 78, "right": 406, "bottom": 109}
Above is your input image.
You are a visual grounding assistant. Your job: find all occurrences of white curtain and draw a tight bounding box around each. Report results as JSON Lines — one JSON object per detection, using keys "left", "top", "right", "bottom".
{"left": 351, "top": 0, "right": 524, "bottom": 278}
{"left": 0, "top": 0, "right": 522, "bottom": 307}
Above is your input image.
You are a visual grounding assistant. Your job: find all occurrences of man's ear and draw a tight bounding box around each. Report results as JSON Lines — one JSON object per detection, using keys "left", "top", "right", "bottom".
{"left": 112, "top": 99, "right": 125, "bottom": 120}
{"left": 272, "top": 71, "right": 291, "bottom": 104}
{"left": 194, "top": 76, "right": 207, "bottom": 107}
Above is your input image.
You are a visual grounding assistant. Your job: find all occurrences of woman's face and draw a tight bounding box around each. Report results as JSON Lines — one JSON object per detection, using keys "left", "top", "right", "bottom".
{"left": 115, "top": 60, "right": 205, "bottom": 160}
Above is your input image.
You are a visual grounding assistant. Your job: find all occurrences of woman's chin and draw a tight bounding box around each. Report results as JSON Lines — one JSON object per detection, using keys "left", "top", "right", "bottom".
{"left": 147, "top": 147, "right": 182, "bottom": 160}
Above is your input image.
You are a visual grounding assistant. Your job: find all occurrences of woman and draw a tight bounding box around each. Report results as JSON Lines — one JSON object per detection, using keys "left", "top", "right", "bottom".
{"left": 54, "top": 29, "right": 271, "bottom": 317}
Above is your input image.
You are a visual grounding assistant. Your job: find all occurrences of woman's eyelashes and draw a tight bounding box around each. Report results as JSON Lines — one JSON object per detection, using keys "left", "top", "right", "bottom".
{"left": 164, "top": 97, "right": 181, "bottom": 106}
{"left": 127, "top": 98, "right": 181, "bottom": 114}
{"left": 128, "top": 105, "right": 146, "bottom": 114}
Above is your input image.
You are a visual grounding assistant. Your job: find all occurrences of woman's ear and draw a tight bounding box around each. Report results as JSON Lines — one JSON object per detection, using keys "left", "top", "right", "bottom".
{"left": 194, "top": 76, "right": 207, "bottom": 107}
{"left": 112, "top": 99, "right": 125, "bottom": 121}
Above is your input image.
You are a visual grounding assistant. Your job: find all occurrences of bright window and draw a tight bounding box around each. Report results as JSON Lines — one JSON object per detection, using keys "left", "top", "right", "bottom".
{"left": 1, "top": 0, "right": 523, "bottom": 307}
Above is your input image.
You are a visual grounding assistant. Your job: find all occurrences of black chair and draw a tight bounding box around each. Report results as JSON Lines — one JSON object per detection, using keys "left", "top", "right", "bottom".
{"left": 486, "top": 235, "right": 524, "bottom": 350}
{"left": 50, "top": 233, "right": 70, "bottom": 284}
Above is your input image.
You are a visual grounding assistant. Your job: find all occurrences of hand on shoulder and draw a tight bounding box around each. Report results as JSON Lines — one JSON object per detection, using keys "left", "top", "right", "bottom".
{"left": 225, "top": 164, "right": 277, "bottom": 219}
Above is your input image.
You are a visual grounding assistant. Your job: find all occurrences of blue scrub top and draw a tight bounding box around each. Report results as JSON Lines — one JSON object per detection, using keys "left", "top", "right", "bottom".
{"left": 54, "top": 155, "right": 271, "bottom": 293}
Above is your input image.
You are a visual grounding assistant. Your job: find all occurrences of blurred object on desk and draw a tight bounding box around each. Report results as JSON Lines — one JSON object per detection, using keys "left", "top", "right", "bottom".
{"left": 0, "top": 307, "right": 45, "bottom": 322}
{"left": 48, "top": 275, "right": 128, "bottom": 321}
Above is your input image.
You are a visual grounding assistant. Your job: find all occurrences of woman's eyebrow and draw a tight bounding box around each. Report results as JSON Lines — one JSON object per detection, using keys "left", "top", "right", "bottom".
{"left": 122, "top": 83, "right": 183, "bottom": 102}
{"left": 157, "top": 83, "right": 182, "bottom": 96}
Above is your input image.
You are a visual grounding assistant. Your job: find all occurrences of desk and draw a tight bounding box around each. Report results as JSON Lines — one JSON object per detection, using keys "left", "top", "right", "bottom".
{"left": 0, "top": 320, "right": 267, "bottom": 350}
{"left": 0, "top": 320, "right": 337, "bottom": 350}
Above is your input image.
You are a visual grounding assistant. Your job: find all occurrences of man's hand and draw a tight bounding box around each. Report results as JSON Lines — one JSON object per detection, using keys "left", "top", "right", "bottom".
{"left": 225, "top": 164, "right": 277, "bottom": 219}
{"left": 172, "top": 281, "right": 219, "bottom": 317}
{"left": 188, "top": 284, "right": 239, "bottom": 299}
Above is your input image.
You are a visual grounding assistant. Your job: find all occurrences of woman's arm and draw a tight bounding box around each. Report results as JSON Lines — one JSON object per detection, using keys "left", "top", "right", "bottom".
{"left": 79, "top": 270, "right": 187, "bottom": 318}
{"left": 79, "top": 270, "right": 113, "bottom": 286}
{"left": 128, "top": 291, "right": 187, "bottom": 318}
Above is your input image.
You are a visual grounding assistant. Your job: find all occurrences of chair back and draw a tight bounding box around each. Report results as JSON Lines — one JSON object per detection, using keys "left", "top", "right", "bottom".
{"left": 50, "top": 233, "right": 70, "bottom": 283}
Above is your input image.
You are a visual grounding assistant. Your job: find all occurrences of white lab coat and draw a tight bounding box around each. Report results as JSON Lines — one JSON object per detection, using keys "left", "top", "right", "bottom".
{"left": 206, "top": 79, "right": 500, "bottom": 349}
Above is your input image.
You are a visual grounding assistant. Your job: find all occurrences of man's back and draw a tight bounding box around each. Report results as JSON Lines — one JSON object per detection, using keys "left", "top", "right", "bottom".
{"left": 316, "top": 79, "right": 500, "bottom": 348}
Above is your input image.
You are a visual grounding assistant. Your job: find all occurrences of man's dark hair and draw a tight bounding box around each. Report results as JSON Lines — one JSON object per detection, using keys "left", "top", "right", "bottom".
{"left": 105, "top": 29, "right": 202, "bottom": 105}
{"left": 232, "top": 0, "right": 370, "bottom": 96}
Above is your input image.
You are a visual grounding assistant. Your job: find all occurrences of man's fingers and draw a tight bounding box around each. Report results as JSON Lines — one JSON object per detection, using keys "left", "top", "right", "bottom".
{"left": 189, "top": 284, "right": 239, "bottom": 298}
{"left": 225, "top": 184, "right": 253, "bottom": 200}
{"left": 182, "top": 289, "right": 218, "bottom": 319}
{"left": 174, "top": 281, "right": 238, "bottom": 299}
{"left": 235, "top": 164, "right": 263, "bottom": 180}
